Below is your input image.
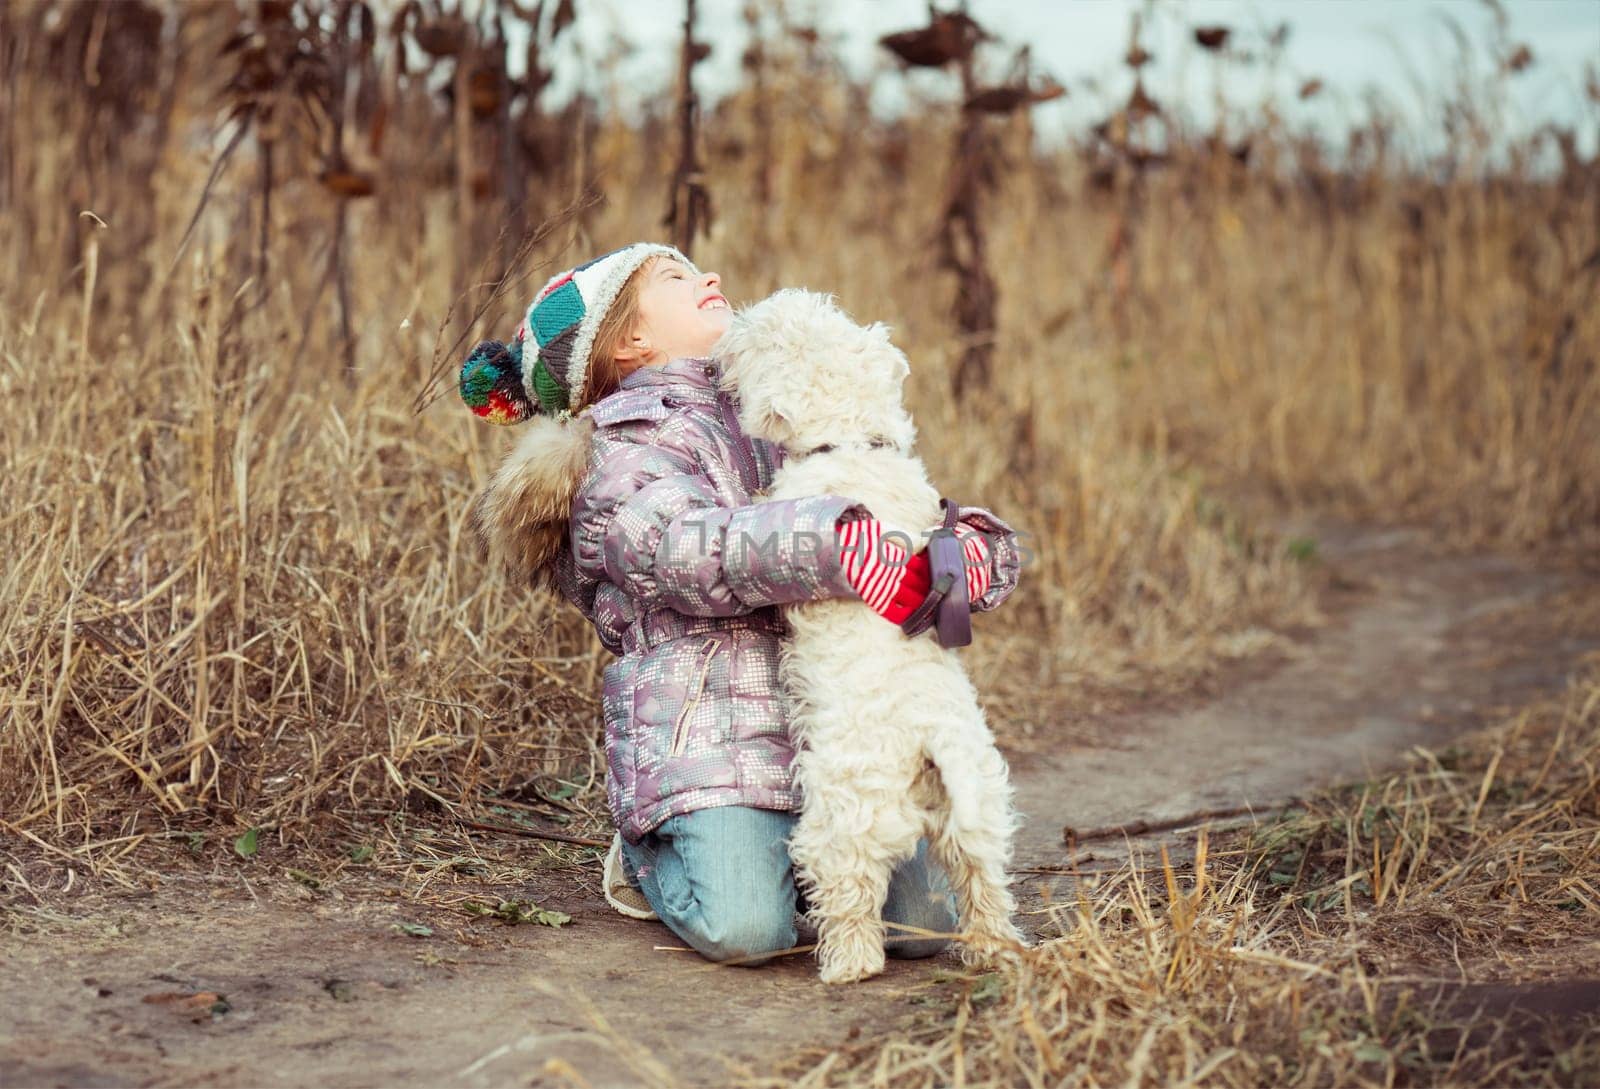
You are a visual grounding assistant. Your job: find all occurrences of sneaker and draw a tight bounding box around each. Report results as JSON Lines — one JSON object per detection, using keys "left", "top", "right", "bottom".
{"left": 603, "top": 832, "right": 658, "bottom": 921}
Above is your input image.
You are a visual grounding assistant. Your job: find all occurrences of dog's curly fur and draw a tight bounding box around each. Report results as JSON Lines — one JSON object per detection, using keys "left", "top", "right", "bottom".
{"left": 715, "top": 289, "right": 1026, "bottom": 984}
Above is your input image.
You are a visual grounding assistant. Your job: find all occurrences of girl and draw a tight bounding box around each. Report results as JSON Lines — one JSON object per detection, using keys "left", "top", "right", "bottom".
{"left": 460, "top": 242, "right": 1023, "bottom": 966}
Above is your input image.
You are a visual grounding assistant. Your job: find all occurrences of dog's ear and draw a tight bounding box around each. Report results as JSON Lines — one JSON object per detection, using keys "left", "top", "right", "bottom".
{"left": 742, "top": 388, "right": 801, "bottom": 445}
{"left": 871, "top": 323, "right": 910, "bottom": 383}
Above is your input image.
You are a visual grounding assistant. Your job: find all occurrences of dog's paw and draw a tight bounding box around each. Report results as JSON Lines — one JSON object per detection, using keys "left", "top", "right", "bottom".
{"left": 959, "top": 940, "right": 1023, "bottom": 969}
{"left": 817, "top": 929, "right": 887, "bottom": 984}
{"left": 959, "top": 922, "right": 1029, "bottom": 968}
{"left": 819, "top": 950, "right": 887, "bottom": 985}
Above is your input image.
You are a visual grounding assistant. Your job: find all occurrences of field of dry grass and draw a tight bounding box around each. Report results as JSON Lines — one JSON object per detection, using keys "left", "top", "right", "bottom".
{"left": 1, "top": 1, "right": 1597, "bottom": 1084}
{"left": 3, "top": 0, "right": 1593, "bottom": 859}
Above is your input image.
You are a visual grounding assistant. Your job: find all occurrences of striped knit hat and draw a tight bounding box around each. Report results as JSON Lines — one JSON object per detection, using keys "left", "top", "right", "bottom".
{"left": 460, "top": 242, "right": 698, "bottom": 425}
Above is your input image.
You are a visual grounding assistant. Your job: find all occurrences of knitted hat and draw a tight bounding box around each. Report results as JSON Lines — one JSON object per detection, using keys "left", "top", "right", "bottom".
{"left": 460, "top": 242, "right": 698, "bottom": 425}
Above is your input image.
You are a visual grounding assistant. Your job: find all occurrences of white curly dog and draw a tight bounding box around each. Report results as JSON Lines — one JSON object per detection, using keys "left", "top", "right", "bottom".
{"left": 715, "top": 289, "right": 1026, "bottom": 984}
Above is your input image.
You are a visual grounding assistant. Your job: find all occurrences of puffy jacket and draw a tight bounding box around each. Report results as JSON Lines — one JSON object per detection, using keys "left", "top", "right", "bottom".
{"left": 551, "top": 355, "right": 1023, "bottom": 842}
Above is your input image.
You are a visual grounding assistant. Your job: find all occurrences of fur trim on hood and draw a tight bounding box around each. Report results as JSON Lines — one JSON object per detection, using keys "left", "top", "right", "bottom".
{"left": 471, "top": 412, "right": 596, "bottom": 590}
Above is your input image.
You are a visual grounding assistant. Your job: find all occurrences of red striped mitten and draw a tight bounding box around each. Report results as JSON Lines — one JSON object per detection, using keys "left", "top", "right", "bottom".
{"left": 836, "top": 519, "right": 932, "bottom": 625}
{"left": 952, "top": 524, "right": 993, "bottom": 603}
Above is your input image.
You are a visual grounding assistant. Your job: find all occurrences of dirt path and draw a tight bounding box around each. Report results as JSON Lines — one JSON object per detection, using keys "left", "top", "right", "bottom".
{"left": 4, "top": 526, "right": 1596, "bottom": 1089}
{"left": 1011, "top": 522, "right": 1597, "bottom": 871}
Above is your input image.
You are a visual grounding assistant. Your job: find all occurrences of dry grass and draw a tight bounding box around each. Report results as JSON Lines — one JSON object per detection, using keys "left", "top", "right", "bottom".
{"left": 0, "top": 6, "right": 1596, "bottom": 1086}
{"left": 760, "top": 663, "right": 1600, "bottom": 1088}
{"left": 0, "top": 2, "right": 1594, "bottom": 890}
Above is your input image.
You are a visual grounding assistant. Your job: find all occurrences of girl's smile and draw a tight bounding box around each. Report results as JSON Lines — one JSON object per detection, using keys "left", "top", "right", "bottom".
{"left": 619, "top": 258, "right": 731, "bottom": 370}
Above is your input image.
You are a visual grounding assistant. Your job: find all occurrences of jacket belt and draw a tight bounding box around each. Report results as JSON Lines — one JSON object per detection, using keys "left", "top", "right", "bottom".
{"left": 622, "top": 606, "right": 788, "bottom": 656}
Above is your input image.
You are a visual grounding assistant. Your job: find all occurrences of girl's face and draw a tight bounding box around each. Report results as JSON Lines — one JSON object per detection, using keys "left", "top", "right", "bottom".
{"left": 622, "top": 258, "right": 730, "bottom": 371}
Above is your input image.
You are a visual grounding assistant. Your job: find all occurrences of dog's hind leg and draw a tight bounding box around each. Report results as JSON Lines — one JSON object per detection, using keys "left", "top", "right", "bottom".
{"left": 789, "top": 755, "right": 918, "bottom": 984}
{"left": 920, "top": 731, "right": 1028, "bottom": 967}
{"left": 798, "top": 849, "right": 893, "bottom": 984}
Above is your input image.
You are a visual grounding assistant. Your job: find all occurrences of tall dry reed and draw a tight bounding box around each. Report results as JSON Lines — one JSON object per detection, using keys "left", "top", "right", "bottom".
{"left": 0, "top": 0, "right": 1593, "bottom": 865}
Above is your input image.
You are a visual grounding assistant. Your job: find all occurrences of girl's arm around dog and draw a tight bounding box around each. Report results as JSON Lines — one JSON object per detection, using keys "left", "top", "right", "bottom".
{"left": 950, "top": 504, "right": 1024, "bottom": 613}
{"left": 897, "top": 505, "right": 1025, "bottom": 640}
{"left": 570, "top": 413, "right": 871, "bottom": 618}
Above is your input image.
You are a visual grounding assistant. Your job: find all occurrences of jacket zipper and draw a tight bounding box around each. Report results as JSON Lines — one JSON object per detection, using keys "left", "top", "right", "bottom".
{"left": 669, "top": 637, "right": 722, "bottom": 758}
{"left": 715, "top": 391, "right": 761, "bottom": 495}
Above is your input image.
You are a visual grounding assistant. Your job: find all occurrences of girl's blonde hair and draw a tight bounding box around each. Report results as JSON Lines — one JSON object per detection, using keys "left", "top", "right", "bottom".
{"left": 580, "top": 255, "right": 658, "bottom": 406}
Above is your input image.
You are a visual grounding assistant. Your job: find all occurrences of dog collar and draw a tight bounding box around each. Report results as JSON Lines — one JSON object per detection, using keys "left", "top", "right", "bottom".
{"left": 795, "top": 438, "right": 902, "bottom": 457}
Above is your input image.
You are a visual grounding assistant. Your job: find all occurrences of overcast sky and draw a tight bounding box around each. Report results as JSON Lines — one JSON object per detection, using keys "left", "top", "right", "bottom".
{"left": 531, "top": 0, "right": 1599, "bottom": 154}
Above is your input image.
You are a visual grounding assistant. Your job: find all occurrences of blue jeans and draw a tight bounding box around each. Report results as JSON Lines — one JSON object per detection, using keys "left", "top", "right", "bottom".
{"left": 621, "top": 806, "right": 960, "bottom": 966}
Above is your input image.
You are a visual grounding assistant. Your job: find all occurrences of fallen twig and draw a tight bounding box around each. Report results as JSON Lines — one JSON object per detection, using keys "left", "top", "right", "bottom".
{"left": 458, "top": 818, "right": 607, "bottom": 849}
{"left": 1010, "top": 856, "right": 1096, "bottom": 874}
{"left": 1064, "top": 802, "right": 1299, "bottom": 847}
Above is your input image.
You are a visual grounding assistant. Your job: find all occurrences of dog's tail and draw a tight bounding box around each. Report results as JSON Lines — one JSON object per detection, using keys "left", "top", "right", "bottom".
{"left": 920, "top": 729, "right": 1021, "bottom": 856}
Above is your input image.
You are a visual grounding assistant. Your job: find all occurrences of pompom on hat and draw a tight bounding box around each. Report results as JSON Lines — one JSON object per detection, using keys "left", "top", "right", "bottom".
{"left": 459, "top": 338, "right": 535, "bottom": 424}
{"left": 460, "top": 242, "right": 698, "bottom": 425}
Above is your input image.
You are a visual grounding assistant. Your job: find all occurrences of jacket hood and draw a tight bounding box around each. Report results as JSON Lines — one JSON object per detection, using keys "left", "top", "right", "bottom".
{"left": 471, "top": 412, "right": 597, "bottom": 590}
